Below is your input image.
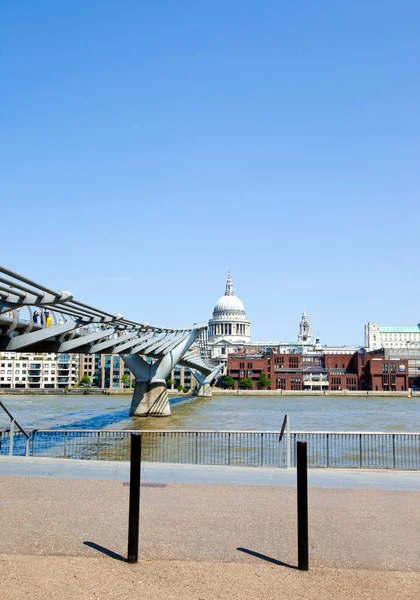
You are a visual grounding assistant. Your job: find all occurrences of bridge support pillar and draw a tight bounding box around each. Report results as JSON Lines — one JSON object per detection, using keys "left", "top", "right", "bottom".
{"left": 130, "top": 380, "right": 170, "bottom": 416}
{"left": 123, "top": 329, "right": 201, "bottom": 417}
{"left": 191, "top": 365, "right": 222, "bottom": 398}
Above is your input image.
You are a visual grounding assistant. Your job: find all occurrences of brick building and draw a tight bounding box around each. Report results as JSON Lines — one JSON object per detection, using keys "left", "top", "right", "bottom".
{"left": 227, "top": 350, "right": 409, "bottom": 392}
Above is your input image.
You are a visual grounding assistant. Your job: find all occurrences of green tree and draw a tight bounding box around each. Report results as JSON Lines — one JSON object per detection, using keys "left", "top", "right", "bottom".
{"left": 223, "top": 375, "right": 235, "bottom": 389}
{"left": 167, "top": 379, "right": 176, "bottom": 388}
{"left": 120, "top": 373, "right": 131, "bottom": 388}
{"left": 131, "top": 379, "right": 136, "bottom": 388}
{"left": 257, "top": 372, "right": 270, "bottom": 390}
{"left": 238, "top": 378, "right": 253, "bottom": 390}
{"left": 79, "top": 374, "right": 91, "bottom": 387}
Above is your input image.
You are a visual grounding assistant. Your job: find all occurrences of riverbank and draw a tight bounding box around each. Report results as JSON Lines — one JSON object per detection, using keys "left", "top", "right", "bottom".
{"left": 0, "top": 388, "right": 184, "bottom": 396}
{"left": 212, "top": 388, "right": 419, "bottom": 397}
{"left": 1, "top": 387, "right": 418, "bottom": 397}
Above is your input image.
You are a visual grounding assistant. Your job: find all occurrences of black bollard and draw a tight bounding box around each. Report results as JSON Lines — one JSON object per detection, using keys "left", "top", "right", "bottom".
{"left": 297, "top": 441, "right": 309, "bottom": 571}
{"left": 127, "top": 433, "right": 142, "bottom": 563}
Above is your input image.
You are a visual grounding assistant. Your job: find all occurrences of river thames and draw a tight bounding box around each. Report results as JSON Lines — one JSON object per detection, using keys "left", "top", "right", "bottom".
{"left": 0, "top": 393, "right": 419, "bottom": 432}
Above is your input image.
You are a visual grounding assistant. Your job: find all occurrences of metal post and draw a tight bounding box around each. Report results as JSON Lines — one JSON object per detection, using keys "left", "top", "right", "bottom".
{"left": 127, "top": 433, "right": 142, "bottom": 563}
{"left": 64, "top": 431, "right": 67, "bottom": 458}
{"left": 359, "top": 434, "right": 363, "bottom": 468}
{"left": 25, "top": 435, "right": 30, "bottom": 457}
{"left": 9, "top": 419, "right": 15, "bottom": 456}
{"left": 286, "top": 415, "right": 291, "bottom": 469}
{"left": 326, "top": 433, "right": 329, "bottom": 468}
{"left": 195, "top": 432, "right": 198, "bottom": 464}
{"left": 31, "top": 430, "right": 36, "bottom": 456}
{"left": 392, "top": 434, "right": 396, "bottom": 469}
{"left": 297, "top": 441, "right": 309, "bottom": 571}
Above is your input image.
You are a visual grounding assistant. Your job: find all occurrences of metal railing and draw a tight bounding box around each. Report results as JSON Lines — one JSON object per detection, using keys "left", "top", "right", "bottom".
{"left": 0, "top": 427, "right": 419, "bottom": 470}
{"left": 0, "top": 400, "right": 30, "bottom": 456}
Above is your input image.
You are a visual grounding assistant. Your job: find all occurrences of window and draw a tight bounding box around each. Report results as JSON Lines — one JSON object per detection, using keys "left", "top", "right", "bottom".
{"left": 382, "top": 363, "right": 389, "bottom": 373}
{"left": 239, "top": 362, "right": 244, "bottom": 369}
{"left": 247, "top": 362, "right": 252, "bottom": 369}
{"left": 390, "top": 363, "right": 396, "bottom": 373}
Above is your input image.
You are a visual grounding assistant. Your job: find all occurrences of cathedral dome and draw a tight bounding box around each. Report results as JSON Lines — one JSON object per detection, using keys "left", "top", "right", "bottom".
{"left": 213, "top": 294, "right": 245, "bottom": 314}
{"left": 208, "top": 272, "right": 251, "bottom": 344}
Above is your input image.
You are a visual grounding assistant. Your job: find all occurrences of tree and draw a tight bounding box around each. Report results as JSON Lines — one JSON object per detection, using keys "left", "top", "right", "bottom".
{"left": 239, "top": 378, "right": 253, "bottom": 390}
{"left": 79, "top": 374, "right": 91, "bottom": 387}
{"left": 223, "top": 375, "right": 235, "bottom": 389}
{"left": 120, "top": 373, "right": 131, "bottom": 388}
{"left": 257, "top": 372, "right": 270, "bottom": 390}
{"left": 167, "top": 379, "right": 176, "bottom": 388}
{"left": 131, "top": 379, "right": 136, "bottom": 388}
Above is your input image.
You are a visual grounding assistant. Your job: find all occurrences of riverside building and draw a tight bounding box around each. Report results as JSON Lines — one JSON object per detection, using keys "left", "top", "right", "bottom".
{"left": 0, "top": 352, "right": 79, "bottom": 389}
{"left": 365, "top": 322, "right": 420, "bottom": 351}
{"left": 227, "top": 350, "right": 409, "bottom": 392}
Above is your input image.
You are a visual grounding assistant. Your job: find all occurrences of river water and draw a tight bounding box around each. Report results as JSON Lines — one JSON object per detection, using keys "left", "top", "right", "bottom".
{"left": 1, "top": 393, "right": 419, "bottom": 432}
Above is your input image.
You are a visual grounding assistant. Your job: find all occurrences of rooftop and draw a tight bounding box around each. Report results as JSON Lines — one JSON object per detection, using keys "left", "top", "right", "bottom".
{"left": 379, "top": 326, "right": 420, "bottom": 333}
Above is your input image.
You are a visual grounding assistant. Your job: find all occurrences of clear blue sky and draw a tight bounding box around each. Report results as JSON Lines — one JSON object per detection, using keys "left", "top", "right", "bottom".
{"left": 2, "top": 1, "right": 419, "bottom": 345}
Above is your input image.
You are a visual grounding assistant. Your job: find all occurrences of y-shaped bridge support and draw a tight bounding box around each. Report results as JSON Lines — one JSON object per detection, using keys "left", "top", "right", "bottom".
{"left": 122, "top": 329, "right": 201, "bottom": 416}
{"left": 191, "top": 365, "right": 223, "bottom": 398}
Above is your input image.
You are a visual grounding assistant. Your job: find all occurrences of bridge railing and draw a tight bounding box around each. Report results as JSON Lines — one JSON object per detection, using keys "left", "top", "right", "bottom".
{"left": 0, "top": 429, "right": 418, "bottom": 470}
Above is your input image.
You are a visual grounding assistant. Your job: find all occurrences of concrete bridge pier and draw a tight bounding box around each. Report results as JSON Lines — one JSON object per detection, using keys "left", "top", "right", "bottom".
{"left": 191, "top": 365, "right": 222, "bottom": 398}
{"left": 123, "top": 330, "right": 201, "bottom": 417}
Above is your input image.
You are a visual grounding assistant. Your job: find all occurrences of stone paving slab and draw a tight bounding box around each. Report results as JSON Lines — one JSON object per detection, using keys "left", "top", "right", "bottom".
{"left": 1, "top": 554, "right": 419, "bottom": 600}
{"left": 0, "top": 477, "right": 419, "bottom": 572}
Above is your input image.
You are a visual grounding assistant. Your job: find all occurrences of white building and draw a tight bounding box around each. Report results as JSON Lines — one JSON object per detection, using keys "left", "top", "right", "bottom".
{"left": 207, "top": 272, "right": 251, "bottom": 365}
{"left": 0, "top": 352, "right": 79, "bottom": 389}
{"left": 365, "top": 322, "right": 420, "bottom": 351}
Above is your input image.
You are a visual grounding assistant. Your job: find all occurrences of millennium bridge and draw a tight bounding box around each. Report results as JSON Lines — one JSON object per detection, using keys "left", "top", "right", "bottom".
{"left": 0, "top": 265, "right": 221, "bottom": 416}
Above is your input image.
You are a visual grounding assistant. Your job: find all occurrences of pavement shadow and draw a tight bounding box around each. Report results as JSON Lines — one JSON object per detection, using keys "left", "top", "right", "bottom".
{"left": 83, "top": 541, "right": 126, "bottom": 562}
{"left": 237, "top": 547, "right": 297, "bottom": 569}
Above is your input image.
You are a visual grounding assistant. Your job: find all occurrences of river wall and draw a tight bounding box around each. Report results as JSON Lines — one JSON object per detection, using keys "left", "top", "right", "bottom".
{"left": 0, "top": 387, "right": 418, "bottom": 398}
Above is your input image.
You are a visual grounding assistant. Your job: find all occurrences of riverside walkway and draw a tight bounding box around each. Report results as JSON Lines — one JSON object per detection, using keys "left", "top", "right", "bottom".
{"left": 1, "top": 458, "right": 419, "bottom": 599}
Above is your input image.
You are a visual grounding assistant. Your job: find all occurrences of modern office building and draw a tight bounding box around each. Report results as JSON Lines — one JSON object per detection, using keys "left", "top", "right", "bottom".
{"left": 0, "top": 352, "right": 79, "bottom": 389}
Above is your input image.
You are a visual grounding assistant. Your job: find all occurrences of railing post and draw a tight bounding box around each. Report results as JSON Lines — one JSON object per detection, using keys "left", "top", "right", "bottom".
{"left": 96, "top": 431, "right": 100, "bottom": 460}
{"left": 25, "top": 435, "right": 30, "bottom": 457}
{"left": 392, "top": 434, "right": 396, "bottom": 469}
{"left": 297, "top": 441, "right": 309, "bottom": 571}
{"left": 162, "top": 432, "right": 166, "bottom": 462}
{"left": 359, "top": 434, "right": 362, "bottom": 468}
{"left": 9, "top": 419, "right": 15, "bottom": 456}
{"left": 260, "top": 433, "right": 264, "bottom": 467}
{"left": 195, "top": 432, "right": 198, "bottom": 464}
{"left": 64, "top": 431, "right": 68, "bottom": 458}
{"left": 286, "top": 415, "right": 291, "bottom": 469}
{"left": 127, "top": 433, "right": 142, "bottom": 563}
{"left": 228, "top": 432, "right": 231, "bottom": 466}
{"left": 326, "top": 433, "right": 329, "bottom": 468}
{"left": 31, "top": 430, "right": 36, "bottom": 456}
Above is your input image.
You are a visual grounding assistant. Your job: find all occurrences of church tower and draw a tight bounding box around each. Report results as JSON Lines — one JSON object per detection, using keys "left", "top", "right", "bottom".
{"left": 298, "top": 309, "right": 313, "bottom": 345}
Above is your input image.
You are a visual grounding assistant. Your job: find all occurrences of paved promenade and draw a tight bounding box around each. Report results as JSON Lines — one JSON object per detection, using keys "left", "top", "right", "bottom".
{"left": 1, "top": 458, "right": 419, "bottom": 599}
{"left": 1, "top": 455, "right": 419, "bottom": 490}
